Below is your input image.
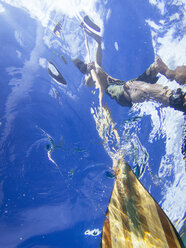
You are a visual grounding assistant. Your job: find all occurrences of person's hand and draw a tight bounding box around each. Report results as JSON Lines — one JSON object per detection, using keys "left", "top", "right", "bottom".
{"left": 87, "top": 61, "right": 95, "bottom": 72}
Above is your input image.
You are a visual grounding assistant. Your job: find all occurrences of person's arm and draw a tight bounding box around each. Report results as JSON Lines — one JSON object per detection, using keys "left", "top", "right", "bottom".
{"left": 85, "top": 62, "right": 108, "bottom": 90}
{"left": 96, "top": 42, "right": 102, "bottom": 67}
{"left": 83, "top": 28, "right": 102, "bottom": 67}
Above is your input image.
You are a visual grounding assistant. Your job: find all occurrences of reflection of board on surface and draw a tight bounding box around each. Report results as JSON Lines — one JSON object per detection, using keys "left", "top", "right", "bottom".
{"left": 101, "top": 161, "right": 184, "bottom": 248}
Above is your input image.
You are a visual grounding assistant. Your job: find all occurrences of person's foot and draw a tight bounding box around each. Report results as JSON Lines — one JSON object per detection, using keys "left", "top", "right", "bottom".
{"left": 87, "top": 61, "right": 96, "bottom": 72}
{"left": 81, "top": 23, "right": 102, "bottom": 44}
{"left": 83, "top": 15, "right": 101, "bottom": 32}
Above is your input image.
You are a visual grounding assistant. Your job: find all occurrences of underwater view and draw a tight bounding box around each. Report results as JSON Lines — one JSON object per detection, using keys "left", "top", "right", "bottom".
{"left": 0, "top": 0, "right": 185, "bottom": 247}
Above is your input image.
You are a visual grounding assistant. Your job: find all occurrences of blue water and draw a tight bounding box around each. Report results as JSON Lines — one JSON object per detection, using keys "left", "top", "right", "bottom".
{"left": 0, "top": 1, "right": 185, "bottom": 247}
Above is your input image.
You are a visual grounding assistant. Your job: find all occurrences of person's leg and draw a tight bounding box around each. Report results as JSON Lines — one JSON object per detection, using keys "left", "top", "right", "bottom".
{"left": 73, "top": 58, "right": 88, "bottom": 74}
{"left": 154, "top": 57, "right": 186, "bottom": 85}
{"left": 136, "top": 56, "right": 186, "bottom": 85}
{"left": 123, "top": 80, "right": 171, "bottom": 105}
{"left": 135, "top": 60, "right": 160, "bottom": 84}
{"left": 83, "top": 27, "right": 102, "bottom": 66}
{"left": 123, "top": 80, "right": 186, "bottom": 112}
{"left": 106, "top": 80, "right": 171, "bottom": 107}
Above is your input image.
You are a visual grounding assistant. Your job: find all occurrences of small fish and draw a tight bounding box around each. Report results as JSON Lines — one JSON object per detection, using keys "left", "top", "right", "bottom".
{"left": 73, "top": 148, "right": 86, "bottom": 152}
{"left": 53, "top": 21, "right": 62, "bottom": 37}
{"left": 54, "top": 89, "right": 61, "bottom": 105}
{"left": 122, "top": 116, "right": 142, "bottom": 124}
{"left": 61, "top": 55, "right": 67, "bottom": 64}
{"left": 53, "top": 16, "right": 65, "bottom": 37}
{"left": 133, "top": 164, "right": 140, "bottom": 178}
{"left": 68, "top": 169, "right": 74, "bottom": 179}
{"left": 37, "top": 126, "right": 64, "bottom": 177}
{"left": 46, "top": 144, "right": 51, "bottom": 150}
{"left": 105, "top": 170, "right": 116, "bottom": 179}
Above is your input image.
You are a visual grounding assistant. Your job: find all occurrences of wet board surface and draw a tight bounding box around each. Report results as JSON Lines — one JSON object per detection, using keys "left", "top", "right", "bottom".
{"left": 101, "top": 161, "right": 183, "bottom": 248}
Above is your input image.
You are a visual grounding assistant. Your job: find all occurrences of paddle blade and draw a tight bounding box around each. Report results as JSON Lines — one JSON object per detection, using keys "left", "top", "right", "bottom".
{"left": 101, "top": 163, "right": 184, "bottom": 248}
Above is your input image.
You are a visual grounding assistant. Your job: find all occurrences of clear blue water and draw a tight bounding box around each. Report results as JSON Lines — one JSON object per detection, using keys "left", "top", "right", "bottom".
{"left": 0, "top": 1, "right": 185, "bottom": 247}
